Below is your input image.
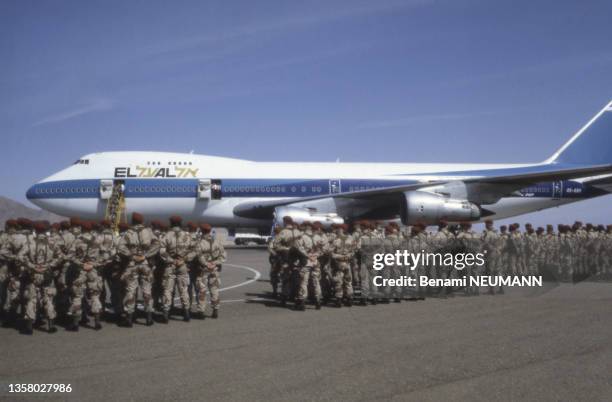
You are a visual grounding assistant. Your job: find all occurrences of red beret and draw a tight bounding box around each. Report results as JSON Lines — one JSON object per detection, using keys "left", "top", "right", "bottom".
{"left": 70, "top": 217, "right": 81, "bottom": 226}
{"left": 61, "top": 220, "right": 71, "bottom": 229}
{"left": 199, "top": 223, "right": 212, "bottom": 233}
{"left": 81, "top": 221, "right": 92, "bottom": 231}
{"left": 169, "top": 215, "right": 182, "bottom": 226}
{"left": 100, "top": 220, "right": 111, "bottom": 228}
{"left": 131, "top": 212, "right": 144, "bottom": 225}
{"left": 5, "top": 219, "right": 18, "bottom": 229}
{"left": 33, "top": 221, "right": 48, "bottom": 233}
{"left": 118, "top": 222, "right": 130, "bottom": 232}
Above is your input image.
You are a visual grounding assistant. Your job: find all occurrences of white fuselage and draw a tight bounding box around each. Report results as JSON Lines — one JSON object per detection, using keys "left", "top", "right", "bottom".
{"left": 26, "top": 151, "right": 598, "bottom": 228}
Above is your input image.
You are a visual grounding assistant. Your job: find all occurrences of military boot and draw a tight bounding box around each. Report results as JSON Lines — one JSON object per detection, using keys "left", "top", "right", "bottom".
{"left": 93, "top": 314, "right": 102, "bottom": 330}
{"left": 315, "top": 300, "right": 321, "bottom": 310}
{"left": 67, "top": 315, "right": 80, "bottom": 332}
{"left": 123, "top": 313, "right": 133, "bottom": 328}
{"left": 79, "top": 315, "right": 89, "bottom": 326}
{"left": 346, "top": 298, "right": 353, "bottom": 307}
{"left": 47, "top": 319, "right": 57, "bottom": 334}
{"left": 193, "top": 312, "right": 205, "bottom": 320}
{"left": 146, "top": 312, "right": 154, "bottom": 326}
{"left": 22, "top": 319, "right": 33, "bottom": 335}
{"left": 335, "top": 299, "right": 342, "bottom": 308}
{"left": 160, "top": 311, "right": 169, "bottom": 324}
{"left": 211, "top": 309, "right": 218, "bottom": 319}
{"left": 183, "top": 309, "right": 190, "bottom": 322}
{"left": 295, "top": 300, "right": 305, "bottom": 311}
{"left": 2, "top": 311, "right": 16, "bottom": 327}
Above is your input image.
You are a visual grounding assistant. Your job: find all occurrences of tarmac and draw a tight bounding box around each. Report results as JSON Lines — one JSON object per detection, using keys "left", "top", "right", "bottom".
{"left": 1, "top": 248, "right": 611, "bottom": 401}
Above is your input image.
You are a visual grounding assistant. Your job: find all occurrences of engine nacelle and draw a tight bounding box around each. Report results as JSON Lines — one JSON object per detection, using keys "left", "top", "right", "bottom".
{"left": 401, "top": 191, "right": 480, "bottom": 225}
{"left": 274, "top": 206, "right": 344, "bottom": 228}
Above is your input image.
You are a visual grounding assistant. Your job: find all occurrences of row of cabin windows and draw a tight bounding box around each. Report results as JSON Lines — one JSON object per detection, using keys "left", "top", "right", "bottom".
{"left": 36, "top": 187, "right": 96, "bottom": 194}
{"left": 146, "top": 161, "right": 193, "bottom": 166}
{"left": 73, "top": 159, "right": 90, "bottom": 165}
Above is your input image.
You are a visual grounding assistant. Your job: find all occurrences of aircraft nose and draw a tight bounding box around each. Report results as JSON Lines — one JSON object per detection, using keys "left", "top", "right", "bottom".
{"left": 26, "top": 183, "right": 38, "bottom": 201}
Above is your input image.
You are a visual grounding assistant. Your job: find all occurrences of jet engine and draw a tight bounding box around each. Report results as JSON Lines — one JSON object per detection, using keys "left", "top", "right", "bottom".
{"left": 400, "top": 191, "right": 480, "bottom": 225}
{"left": 274, "top": 206, "right": 344, "bottom": 228}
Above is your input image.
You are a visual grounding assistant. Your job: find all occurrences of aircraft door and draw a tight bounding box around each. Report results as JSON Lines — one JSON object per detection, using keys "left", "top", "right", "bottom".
{"left": 198, "top": 179, "right": 222, "bottom": 200}
{"left": 329, "top": 179, "right": 341, "bottom": 194}
{"left": 99, "top": 180, "right": 113, "bottom": 200}
{"left": 552, "top": 181, "right": 563, "bottom": 199}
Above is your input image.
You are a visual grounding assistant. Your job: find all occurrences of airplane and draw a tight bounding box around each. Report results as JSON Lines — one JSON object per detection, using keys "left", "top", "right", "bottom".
{"left": 27, "top": 100, "right": 612, "bottom": 231}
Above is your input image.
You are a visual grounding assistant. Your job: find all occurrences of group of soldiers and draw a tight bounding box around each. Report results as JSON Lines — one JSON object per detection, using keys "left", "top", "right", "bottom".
{"left": 268, "top": 217, "right": 612, "bottom": 309}
{"left": 0, "top": 212, "right": 226, "bottom": 335}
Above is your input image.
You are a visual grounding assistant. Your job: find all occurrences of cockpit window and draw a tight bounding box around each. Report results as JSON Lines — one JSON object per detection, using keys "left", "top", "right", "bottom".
{"left": 73, "top": 159, "right": 90, "bottom": 165}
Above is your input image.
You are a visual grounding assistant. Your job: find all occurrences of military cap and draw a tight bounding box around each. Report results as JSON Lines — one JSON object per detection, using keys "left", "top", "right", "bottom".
{"left": 131, "top": 212, "right": 144, "bottom": 225}
{"left": 536, "top": 227, "right": 544, "bottom": 234}
{"left": 525, "top": 223, "right": 532, "bottom": 228}
{"left": 60, "top": 220, "right": 71, "bottom": 229}
{"left": 186, "top": 222, "right": 197, "bottom": 231}
{"left": 607, "top": 224, "right": 612, "bottom": 231}
{"left": 81, "top": 221, "right": 93, "bottom": 231}
{"left": 500, "top": 225, "right": 507, "bottom": 231}
{"left": 438, "top": 220, "right": 448, "bottom": 228}
{"left": 100, "top": 220, "right": 112, "bottom": 228}
{"left": 51, "top": 222, "right": 61, "bottom": 231}
{"left": 282, "top": 216, "right": 293, "bottom": 225}
{"left": 597, "top": 224, "right": 605, "bottom": 231}
{"left": 338, "top": 223, "right": 348, "bottom": 231}
{"left": 118, "top": 222, "right": 129, "bottom": 232}
{"left": 169, "top": 215, "right": 182, "bottom": 226}
{"left": 199, "top": 223, "right": 212, "bottom": 233}
{"left": 5, "top": 219, "right": 18, "bottom": 229}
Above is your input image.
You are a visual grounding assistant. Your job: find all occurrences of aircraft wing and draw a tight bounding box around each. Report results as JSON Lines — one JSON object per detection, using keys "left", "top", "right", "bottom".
{"left": 232, "top": 163, "right": 612, "bottom": 219}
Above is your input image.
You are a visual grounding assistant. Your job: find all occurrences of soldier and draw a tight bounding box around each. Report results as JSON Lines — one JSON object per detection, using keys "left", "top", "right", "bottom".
{"left": 158, "top": 216, "right": 194, "bottom": 323}
{"left": 1, "top": 219, "right": 31, "bottom": 327}
{"left": 317, "top": 223, "right": 334, "bottom": 304}
{"left": 507, "top": 224, "right": 523, "bottom": 278}
{"left": 117, "top": 212, "right": 160, "bottom": 327}
{"left": 330, "top": 224, "right": 355, "bottom": 307}
{"left": 358, "top": 221, "right": 381, "bottom": 304}
{"left": 482, "top": 220, "right": 503, "bottom": 294}
{"left": 67, "top": 222, "right": 104, "bottom": 331}
{"left": 573, "top": 221, "right": 588, "bottom": 280}
{"left": 0, "top": 220, "right": 13, "bottom": 319}
{"left": 429, "top": 220, "right": 454, "bottom": 298}
{"left": 459, "top": 222, "right": 481, "bottom": 295}
{"left": 97, "top": 220, "right": 118, "bottom": 319}
{"left": 499, "top": 225, "right": 509, "bottom": 277}
{"left": 524, "top": 224, "right": 539, "bottom": 276}
{"left": 275, "top": 216, "right": 301, "bottom": 307}
{"left": 267, "top": 226, "right": 283, "bottom": 298}
{"left": 56, "top": 219, "right": 80, "bottom": 319}
{"left": 193, "top": 223, "right": 226, "bottom": 319}
{"left": 350, "top": 221, "right": 364, "bottom": 299}
{"left": 383, "top": 223, "right": 403, "bottom": 302}
{"left": 294, "top": 222, "right": 322, "bottom": 310}
{"left": 20, "top": 222, "right": 59, "bottom": 334}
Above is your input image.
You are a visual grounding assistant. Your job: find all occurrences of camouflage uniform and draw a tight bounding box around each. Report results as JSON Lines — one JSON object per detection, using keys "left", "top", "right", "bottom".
{"left": 275, "top": 223, "right": 301, "bottom": 305}
{"left": 267, "top": 229, "right": 282, "bottom": 298}
{"left": 481, "top": 224, "right": 502, "bottom": 294}
{"left": 117, "top": 223, "right": 159, "bottom": 325}
{"left": 0, "top": 227, "right": 29, "bottom": 325}
{"left": 20, "top": 231, "right": 59, "bottom": 334}
{"left": 68, "top": 229, "right": 104, "bottom": 330}
{"left": 383, "top": 228, "right": 403, "bottom": 302}
{"left": 330, "top": 228, "right": 355, "bottom": 306}
{"left": 159, "top": 225, "right": 195, "bottom": 321}
{"left": 193, "top": 230, "right": 226, "bottom": 318}
{"left": 294, "top": 225, "right": 322, "bottom": 310}
{"left": 457, "top": 225, "right": 480, "bottom": 295}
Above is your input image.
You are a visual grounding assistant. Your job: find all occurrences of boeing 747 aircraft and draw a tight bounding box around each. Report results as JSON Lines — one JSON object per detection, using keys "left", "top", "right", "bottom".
{"left": 27, "top": 101, "right": 612, "bottom": 230}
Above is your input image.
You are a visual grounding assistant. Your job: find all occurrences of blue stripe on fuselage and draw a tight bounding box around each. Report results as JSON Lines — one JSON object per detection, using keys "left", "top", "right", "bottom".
{"left": 26, "top": 178, "right": 605, "bottom": 200}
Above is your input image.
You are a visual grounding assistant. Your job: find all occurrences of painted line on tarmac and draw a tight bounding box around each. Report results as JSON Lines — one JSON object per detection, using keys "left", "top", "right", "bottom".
{"left": 219, "top": 263, "right": 262, "bottom": 292}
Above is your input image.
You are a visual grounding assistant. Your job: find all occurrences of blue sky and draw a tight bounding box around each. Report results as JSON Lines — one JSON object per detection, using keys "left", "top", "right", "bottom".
{"left": 1, "top": 0, "right": 611, "bottom": 226}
